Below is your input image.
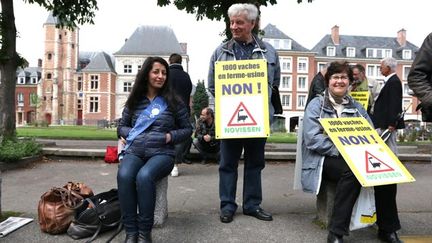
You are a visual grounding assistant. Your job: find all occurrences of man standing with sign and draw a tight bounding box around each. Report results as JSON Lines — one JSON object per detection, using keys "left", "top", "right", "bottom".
{"left": 370, "top": 57, "right": 405, "bottom": 243}
{"left": 350, "top": 64, "right": 381, "bottom": 112}
{"left": 207, "top": 3, "right": 280, "bottom": 224}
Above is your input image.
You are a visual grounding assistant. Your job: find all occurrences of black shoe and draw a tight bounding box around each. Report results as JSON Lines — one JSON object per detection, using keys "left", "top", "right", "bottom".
{"left": 138, "top": 231, "right": 152, "bottom": 243}
{"left": 378, "top": 230, "right": 403, "bottom": 243}
{"left": 243, "top": 208, "right": 273, "bottom": 221}
{"left": 124, "top": 233, "right": 138, "bottom": 243}
{"left": 183, "top": 159, "right": 192, "bottom": 164}
{"left": 327, "top": 232, "right": 343, "bottom": 243}
{"left": 220, "top": 211, "right": 234, "bottom": 223}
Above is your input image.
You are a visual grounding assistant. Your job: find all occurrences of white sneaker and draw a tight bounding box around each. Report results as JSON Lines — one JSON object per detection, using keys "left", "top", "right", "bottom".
{"left": 170, "top": 165, "right": 179, "bottom": 177}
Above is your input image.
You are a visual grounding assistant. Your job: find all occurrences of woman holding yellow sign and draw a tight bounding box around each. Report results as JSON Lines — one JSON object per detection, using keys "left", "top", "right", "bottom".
{"left": 301, "top": 61, "right": 373, "bottom": 243}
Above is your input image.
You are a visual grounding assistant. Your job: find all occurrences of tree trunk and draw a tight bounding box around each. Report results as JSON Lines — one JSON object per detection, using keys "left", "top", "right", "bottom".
{"left": 0, "top": 0, "right": 18, "bottom": 142}
{"left": 0, "top": 0, "right": 18, "bottom": 218}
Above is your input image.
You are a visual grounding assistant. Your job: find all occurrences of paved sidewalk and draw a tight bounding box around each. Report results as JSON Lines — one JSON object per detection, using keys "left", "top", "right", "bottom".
{"left": 1, "top": 158, "right": 431, "bottom": 242}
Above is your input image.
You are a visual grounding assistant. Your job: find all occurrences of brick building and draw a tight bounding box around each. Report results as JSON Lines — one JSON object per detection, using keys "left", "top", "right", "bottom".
{"left": 15, "top": 66, "right": 41, "bottom": 125}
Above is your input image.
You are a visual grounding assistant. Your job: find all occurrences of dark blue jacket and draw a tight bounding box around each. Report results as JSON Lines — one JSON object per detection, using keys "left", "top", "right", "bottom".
{"left": 117, "top": 97, "right": 193, "bottom": 159}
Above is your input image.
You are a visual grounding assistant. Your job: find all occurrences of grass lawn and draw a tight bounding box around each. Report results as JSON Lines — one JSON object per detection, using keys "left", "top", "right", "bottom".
{"left": 17, "top": 126, "right": 298, "bottom": 143}
{"left": 17, "top": 126, "right": 117, "bottom": 140}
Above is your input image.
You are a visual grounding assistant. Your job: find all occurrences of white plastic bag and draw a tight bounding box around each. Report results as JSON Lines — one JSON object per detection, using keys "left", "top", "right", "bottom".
{"left": 350, "top": 187, "right": 376, "bottom": 231}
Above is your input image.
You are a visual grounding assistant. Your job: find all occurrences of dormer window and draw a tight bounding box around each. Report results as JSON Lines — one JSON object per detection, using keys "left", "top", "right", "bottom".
{"left": 366, "top": 48, "right": 392, "bottom": 58}
{"left": 402, "top": 49, "right": 412, "bottom": 59}
{"left": 31, "top": 77, "right": 38, "bottom": 84}
{"left": 17, "top": 77, "right": 25, "bottom": 84}
{"left": 346, "top": 47, "right": 356, "bottom": 57}
{"left": 326, "top": 46, "right": 336, "bottom": 56}
{"left": 282, "top": 39, "right": 292, "bottom": 50}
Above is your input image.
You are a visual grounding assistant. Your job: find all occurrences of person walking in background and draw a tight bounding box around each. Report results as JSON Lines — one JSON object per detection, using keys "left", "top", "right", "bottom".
{"left": 208, "top": 3, "right": 280, "bottom": 224}
{"left": 302, "top": 61, "right": 371, "bottom": 243}
{"left": 168, "top": 53, "right": 193, "bottom": 177}
{"left": 369, "top": 57, "right": 404, "bottom": 243}
{"left": 305, "top": 63, "right": 328, "bottom": 107}
{"left": 193, "top": 107, "right": 220, "bottom": 164}
{"left": 117, "top": 56, "right": 192, "bottom": 243}
{"left": 408, "top": 32, "right": 432, "bottom": 122}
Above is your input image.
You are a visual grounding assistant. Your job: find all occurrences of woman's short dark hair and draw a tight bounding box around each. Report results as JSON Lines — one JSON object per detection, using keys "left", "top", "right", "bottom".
{"left": 125, "top": 56, "right": 177, "bottom": 111}
{"left": 324, "top": 61, "right": 354, "bottom": 87}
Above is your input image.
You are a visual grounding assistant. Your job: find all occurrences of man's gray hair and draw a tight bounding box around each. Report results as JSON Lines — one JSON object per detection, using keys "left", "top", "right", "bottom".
{"left": 381, "top": 57, "right": 397, "bottom": 72}
{"left": 228, "top": 3, "right": 258, "bottom": 21}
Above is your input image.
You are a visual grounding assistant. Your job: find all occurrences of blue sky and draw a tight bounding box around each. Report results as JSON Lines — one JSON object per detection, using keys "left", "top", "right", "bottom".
{"left": 14, "top": 0, "right": 432, "bottom": 82}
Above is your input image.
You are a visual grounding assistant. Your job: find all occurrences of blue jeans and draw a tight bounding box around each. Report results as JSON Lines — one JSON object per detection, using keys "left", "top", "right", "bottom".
{"left": 117, "top": 153, "right": 174, "bottom": 234}
{"left": 219, "top": 138, "right": 266, "bottom": 214}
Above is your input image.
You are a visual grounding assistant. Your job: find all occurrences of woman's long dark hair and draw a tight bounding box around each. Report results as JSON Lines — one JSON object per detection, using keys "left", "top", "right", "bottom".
{"left": 125, "top": 56, "right": 179, "bottom": 112}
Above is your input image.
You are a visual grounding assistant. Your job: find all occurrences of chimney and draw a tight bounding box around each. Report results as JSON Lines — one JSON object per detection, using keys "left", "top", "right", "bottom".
{"left": 397, "top": 28, "right": 407, "bottom": 46}
{"left": 331, "top": 25, "right": 340, "bottom": 45}
{"left": 38, "top": 58, "right": 43, "bottom": 67}
{"left": 180, "top": 42, "right": 188, "bottom": 54}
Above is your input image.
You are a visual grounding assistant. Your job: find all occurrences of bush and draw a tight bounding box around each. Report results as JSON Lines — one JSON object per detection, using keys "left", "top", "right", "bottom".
{"left": 0, "top": 139, "right": 42, "bottom": 162}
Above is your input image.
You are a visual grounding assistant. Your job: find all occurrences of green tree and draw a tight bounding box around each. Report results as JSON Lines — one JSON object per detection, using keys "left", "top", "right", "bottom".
{"left": 0, "top": 0, "right": 98, "bottom": 143}
{"left": 0, "top": 0, "right": 98, "bottom": 218}
{"left": 157, "top": 0, "right": 312, "bottom": 40}
{"left": 192, "top": 80, "right": 209, "bottom": 120}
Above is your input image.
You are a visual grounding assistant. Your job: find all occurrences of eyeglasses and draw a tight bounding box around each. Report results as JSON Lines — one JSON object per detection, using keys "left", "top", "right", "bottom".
{"left": 331, "top": 75, "right": 349, "bottom": 81}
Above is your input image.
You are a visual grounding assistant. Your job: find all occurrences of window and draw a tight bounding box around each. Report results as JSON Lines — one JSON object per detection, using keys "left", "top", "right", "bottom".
{"left": 297, "top": 76, "right": 308, "bottom": 91}
{"left": 30, "top": 93, "right": 38, "bottom": 106}
{"left": 58, "top": 34, "right": 62, "bottom": 39}
{"left": 297, "top": 57, "right": 308, "bottom": 73}
{"left": 280, "top": 75, "right": 292, "bottom": 90}
{"left": 403, "top": 82, "right": 410, "bottom": 96}
{"left": 17, "top": 77, "right": 25, "bottom": 84}
{"left": 77, "top": 77, "right": 83, "bottom": 91}
{"left": 282, "top": 94, "right": 291, "bottom": 108}
{"left": 90, "top": 75, "right": 99, "bottom": 90}
{"left": 366, "top": 64, "right": 383, "bottom": 79}
{"left": 124, "top": 64, "right": 132, "bottom": 73}
{"left": 326, "top": 46, "right": 336, "bottom": 56}
{"left": 402, "top": 50, "right": 412, "bottom": 60}
{"left": 297, "top": 94, "right": 306, "bottom": 109}
{"left": 77, "top": 99, "right": 82, "bottom": 110}
{"left": 280, "top": 57, "right": 292, "bottom": 72}
{"left": 282, "top": 39, "right": 292, "bottom": 50}
{"left": 123, "top": 81, "right": 132, "bottom": 92}
{"left": 31, "top": 77, "right": 38, "bottom": 84}
{"left": 317, "top": 62, "right": 327, "bottom": 73}
{"left": 46, "top": 73, "right": 52, "bottom": 79}
{"left": 346, "top": 47, "right": 356, "bottom": 57}
{"left": 273, "top": 39, "right": 280, "bottom": 49}
{"left": 402, "top": 65, "right": 411, "bottom": 80}
{"left": 47, "top": 53, "right": 52, "bottom": 60}
{"left": 89, "top": 96, "right": 99, "bottom": 113}
{"left": 366, "top": 48, "right": 392, "bottom": 58}
{"left": 137, "top": 65, "right": 142, "bottom": 71}
{"left": 403, "top": 99, "right": 411, "bottom": 111}
{"left": 17, "top": 93, "right": 24, "bottom": 106}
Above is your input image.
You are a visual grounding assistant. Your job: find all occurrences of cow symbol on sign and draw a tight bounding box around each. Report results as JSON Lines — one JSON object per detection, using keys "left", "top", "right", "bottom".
{"left": 237, "top": 109, "right": 248, "bottom": 122}
{"left": 368, "top": 156, "right": 381, "bottom": 168}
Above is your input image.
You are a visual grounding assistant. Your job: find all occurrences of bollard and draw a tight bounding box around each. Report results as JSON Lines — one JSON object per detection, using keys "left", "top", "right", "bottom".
{"left": 153, "top": 176, "right": 168, "bottom": 226}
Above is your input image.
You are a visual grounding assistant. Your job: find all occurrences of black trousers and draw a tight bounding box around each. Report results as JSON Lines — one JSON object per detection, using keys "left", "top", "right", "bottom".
{"left": 374, "top": 184, "right": 401, "bottom": 232}
{"left": 323, "top": 156, "right": 361, "bottom": 236}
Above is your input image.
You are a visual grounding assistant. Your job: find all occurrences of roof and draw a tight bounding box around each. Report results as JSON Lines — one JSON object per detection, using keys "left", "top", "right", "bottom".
{"left": 262, "top": 24, "right": 310, "bottom": 52}
{"left": 312, "top": 34, "right": 419, "bottom": 59}
{"left": 45, "top": 12, "right": 59, "bottom": 25}
{"left": 81, "top": 52, "right": 116, "bottom": 73}
{"left": 16, "top": 67, "right": 42, "bottom": 77}
{"left": 114, "top": 25, "right": 183, "bottom": 55}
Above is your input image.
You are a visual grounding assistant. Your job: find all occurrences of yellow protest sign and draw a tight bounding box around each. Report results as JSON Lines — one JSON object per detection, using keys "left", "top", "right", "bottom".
{"left": 350, "top": 91, "right": 369, "bottom": 110}
{"left": 214, "top": 59, "right": 269, "bottom": 139}
{"left": 320, "top": 117, "right": 415, "bottom": 187}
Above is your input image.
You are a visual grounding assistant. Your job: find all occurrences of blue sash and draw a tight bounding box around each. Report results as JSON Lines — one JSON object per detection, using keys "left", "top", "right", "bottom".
{"left": 123, "top": 96, "right": 168, "bottom": 152}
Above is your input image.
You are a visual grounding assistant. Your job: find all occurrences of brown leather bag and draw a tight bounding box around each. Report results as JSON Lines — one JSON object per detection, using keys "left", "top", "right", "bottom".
{"left": 38, "top": 182, "right": 94, "bottom": 234}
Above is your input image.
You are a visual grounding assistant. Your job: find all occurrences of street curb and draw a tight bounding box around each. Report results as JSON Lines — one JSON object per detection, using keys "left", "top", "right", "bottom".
{"left": 41, "top": 148, "right": 431, "bottom": 163}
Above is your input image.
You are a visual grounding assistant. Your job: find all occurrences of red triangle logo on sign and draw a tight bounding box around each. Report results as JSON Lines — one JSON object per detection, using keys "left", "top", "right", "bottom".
{"left": 365, "top": 150, "right": 394, "bottom": 173}
{"left": 227, "top": 102, "right": 257, "bottom": 127}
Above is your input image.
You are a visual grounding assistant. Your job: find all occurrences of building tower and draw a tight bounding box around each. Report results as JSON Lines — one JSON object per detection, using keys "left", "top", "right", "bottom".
{"left": 37, "top": 13, "right": 79, "bottom": 124}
